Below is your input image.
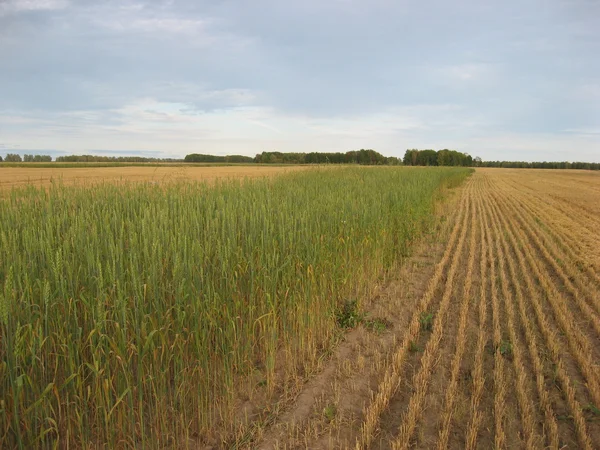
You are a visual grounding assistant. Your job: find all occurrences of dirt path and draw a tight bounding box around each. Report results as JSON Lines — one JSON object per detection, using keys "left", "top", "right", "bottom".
{"left": 250, "top": 168, "right": 600, "bottom": 449}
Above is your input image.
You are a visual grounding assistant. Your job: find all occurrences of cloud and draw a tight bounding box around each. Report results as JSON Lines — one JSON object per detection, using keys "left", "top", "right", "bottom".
{"left": 438, "top": 63, "right": 496, "bottom": 83}
{"left": 0, "top": 143, "right": 21, "bottom": 149}
{"left": 0, "top": 0, "right": 68, "bottom": 15}
{"left": 0, "top": 0, "right": 598, "bottom": 161}
{"left": 563, "top": 128, "right": 600, "bottom": 136}
{"left": 100, "top": 17, "right": 206, "bottom": 33}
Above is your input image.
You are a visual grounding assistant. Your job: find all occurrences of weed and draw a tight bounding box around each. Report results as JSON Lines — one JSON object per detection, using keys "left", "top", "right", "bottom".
{"left": 336, "top": 299, "right": 364, "bottom": 329}
{"left": 364, "top": 317, "right": 392, "bottom": 334}
{"left": 409, "top": 340, "right": 422, "bottom": 353}
{"left": 583, "top": 404, "right": 600, "bottom": 416}
{"left": 419, "top": 311, "right": 434, "bottom": 332}
{"left": 557, "top": 414, "right": 574, "bottom": 422}
{"left": 323, "top": 404, "right": 337, "bottom": 422}
{"left": 499, "top": 340, "right": 513, "bottom": 359}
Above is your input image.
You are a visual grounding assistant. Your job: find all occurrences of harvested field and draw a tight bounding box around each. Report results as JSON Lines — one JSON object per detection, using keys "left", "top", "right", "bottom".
{"left": 254, "top": 168, "right": 600, "bottom": 449}
{"left": 0, "top": 164, "right": 308, "bottom": 190}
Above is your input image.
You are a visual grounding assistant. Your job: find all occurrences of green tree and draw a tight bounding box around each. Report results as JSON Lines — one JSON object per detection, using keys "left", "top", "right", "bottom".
{"left": 437, "top": 149, "right": 451, "bottom": 166}
{"left": 5, "top": 153, "right": 22, "bottom": 162}
{"left": 403, "top": 149, "right": 419, "bottom": 166}
{"left": 416, "top": 150, "right": 438, "bottom": 166}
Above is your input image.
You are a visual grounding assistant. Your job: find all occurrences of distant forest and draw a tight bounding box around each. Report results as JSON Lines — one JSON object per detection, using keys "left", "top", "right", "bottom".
{"left": 185, "top": 149, "right": 401, "bottom": 165}
{"left": 2, "top": 151, "right": 598, "bottom": 170}
{"left": 402, "top": 149, "right": 599, "bottom": 170}
{"left": 0, "top": 154, "right": 183, "bottom": 163}
{"left": 475, "top": 160, "right": 600, "bottom": 170}
{"left": 183, "top": 154, "right": 254, "bottom": 163}
{"left": 403, "top": 149, "right": 473, "bottom": 166}
{"left": 55, "top": 155, "right": 181, "bottom": 163}
{"left": 2, "top": 153, "right": 53, "bottom": 162}
{"left": 254, "top": 149, "right": 401, "bottom": 165}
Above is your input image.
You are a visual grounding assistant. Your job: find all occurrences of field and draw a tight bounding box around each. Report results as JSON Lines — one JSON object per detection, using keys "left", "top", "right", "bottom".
{"left": 1, "top": 166, "right": 599, "bottom": 448}
{"left": 255, "top": 168, "right": 600, "bottom": 449}
{"left": 0, "top": 165, "right": 469, "bottom": 448}
{"left": 0, "top": 165, "right": 308, "bottom": 191}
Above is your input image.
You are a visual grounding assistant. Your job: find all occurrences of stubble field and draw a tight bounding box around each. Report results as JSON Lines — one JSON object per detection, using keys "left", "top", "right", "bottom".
{"left": 257, "top": 168, "right": 600, "bottom": 449}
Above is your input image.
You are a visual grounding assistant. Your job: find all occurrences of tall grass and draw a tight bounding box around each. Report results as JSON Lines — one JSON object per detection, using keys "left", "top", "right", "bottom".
{"left": 0, "top": 166, "right": 470, "bottom": 448}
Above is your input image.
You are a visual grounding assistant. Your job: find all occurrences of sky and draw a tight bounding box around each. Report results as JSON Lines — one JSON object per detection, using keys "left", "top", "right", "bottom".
{"left": 0, "top": 0, "right": 599, "bottom": 162}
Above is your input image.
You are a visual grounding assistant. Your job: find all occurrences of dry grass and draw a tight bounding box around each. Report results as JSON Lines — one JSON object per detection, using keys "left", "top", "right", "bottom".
{"left": 489, "top": 215, "right": 508, "bottom": 448}
{"left": 464, "top": 181, "right": 490, "bottom": 450}
{"left": 483, "top": 174, "right": 594, "bottom": 448}
{"left": 436, "top": 180, "right": 477, "bottom": 450}
{"left": 389, "top": 187, "right": 473, "bottom": 450}
{"left": 0, "top": 164, "right": 309, "bottom": 190}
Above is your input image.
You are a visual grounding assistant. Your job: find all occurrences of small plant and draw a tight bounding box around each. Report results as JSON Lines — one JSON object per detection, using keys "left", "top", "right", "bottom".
{"left": 499, "top": 340, "right": 513, "bottom": 358}
{"left": 557, "top": 414, "right": 574, "bottom": 422}
{"left": 409, "top": 340, "right": 422, "bottom": 353}
{"left": 364, "top": 317, "right": 392, "bottom": 334}
{"left": 336, "top": 299, "right": 364, "bottom": 329}
{"left": 584, "top": 404, "right": 600, "bottom": 416}
{"left": 419, "top": 311, "right": 434, "bottom": 332}
{"left": 323, "top": 404, "right": 337, "bottom": 422}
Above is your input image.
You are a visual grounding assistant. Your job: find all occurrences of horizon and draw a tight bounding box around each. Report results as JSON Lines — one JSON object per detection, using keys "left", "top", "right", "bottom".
{"left": 1, "top": 0, "right": 599, "bottom": 162}
{"left": 1, "top": 148, "right": 598, "bottom": 164}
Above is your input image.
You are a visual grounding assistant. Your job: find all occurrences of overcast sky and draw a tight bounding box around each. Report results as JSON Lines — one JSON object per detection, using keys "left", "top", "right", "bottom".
{"left": 1, "top": 0, "right": 599, "bottom": 161}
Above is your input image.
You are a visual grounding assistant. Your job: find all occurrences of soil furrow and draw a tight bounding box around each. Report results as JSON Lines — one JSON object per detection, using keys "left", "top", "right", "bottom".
{"left": 490, "top": 179, "right": 600, "bottom": 328}
{"left": 483, "top": 176, "right": 594, "bottom": 449}
{"left": 386, "top": 182, "right": 475, "bottom": 449}
{"left": 464, "top": 177, "right": 493, "bottom": 450}
{"left": 435, "top": 178, "right": 479, "bottom": 449}
{"left": 353, "top": 180, "right": 473, "bottom": 449}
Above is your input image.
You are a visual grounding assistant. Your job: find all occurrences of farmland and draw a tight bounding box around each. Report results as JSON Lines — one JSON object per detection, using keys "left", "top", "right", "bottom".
{"left": 0, "top": 165, "right": 308, "bottom": 191}
{"left": 1, "top": 166, "right": 599, "bottom": 448}
{"left": 0, "top": 166, "right": 469, "bottom": 448}
{"left": 256, "top": 168, "right": 600, "bottom": 449}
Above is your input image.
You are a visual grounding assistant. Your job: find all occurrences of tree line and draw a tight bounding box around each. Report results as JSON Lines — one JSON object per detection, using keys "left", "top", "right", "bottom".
{"left": 3, "top": 151, "right": 598, "bottom": 170}
{"left": 1, "top": 153, "right": 53, "bottom": 162}
{"left": 253, "top": 149, "right": 401, "bottom": 165}
{"left": 402, "top": 149, "right": 473, "bottom": 167}
{"left": 402, "top": 150, "right": 600, "bottom": 170}
{"left": 56, "top": 155, "right": 182, "bottom": 163}
{"left": 184, "top": 149, "right": 400, "bottom": 165}
{"left": 475, "top": 160, "right": 600, "bottom": 170}
{"left": 0, "top": 154, "right": 184, "bottom": 163}
{"left": 184, "top": 154, "right": 254, "bottom": 163}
